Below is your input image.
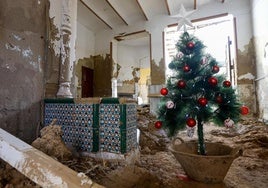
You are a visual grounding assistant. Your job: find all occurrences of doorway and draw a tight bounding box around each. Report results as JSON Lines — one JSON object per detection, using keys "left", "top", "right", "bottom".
{"left": 82, "top": 66, "right": 94, "bottom": 97}
{"left": 112, "top": 30, "right": 151, "bottom": 104}
{"left": 165, "top": 14, "right": 237, "bottom": 86}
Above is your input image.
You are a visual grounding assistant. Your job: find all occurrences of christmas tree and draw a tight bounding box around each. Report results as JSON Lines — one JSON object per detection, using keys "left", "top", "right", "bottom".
{"left": 155, "top": 31, "right": 249, "bottom": 155}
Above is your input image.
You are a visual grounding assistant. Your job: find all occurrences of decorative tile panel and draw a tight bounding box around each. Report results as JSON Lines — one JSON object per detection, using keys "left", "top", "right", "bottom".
{"left": 44, "top": 98, "right": 137, "bottom": 155}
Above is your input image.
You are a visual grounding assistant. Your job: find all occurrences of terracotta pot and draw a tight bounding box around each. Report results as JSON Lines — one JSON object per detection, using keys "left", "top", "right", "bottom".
{"left": 169, "top": 138, "right": 242, "bottom": 183}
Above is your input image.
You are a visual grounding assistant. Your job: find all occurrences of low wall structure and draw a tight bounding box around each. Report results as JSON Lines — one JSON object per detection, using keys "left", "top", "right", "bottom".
{"left": 44, "top": 98, "right": 138, "bottom": 156}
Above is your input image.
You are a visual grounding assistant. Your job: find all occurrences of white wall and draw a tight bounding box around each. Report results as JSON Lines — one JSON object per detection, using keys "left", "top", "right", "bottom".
{"left": 251, "top": 0, "right": 268, "bottom": 122}
{"left": 76, "top": 21, "right": 95, "bottom": 60}
{"left": 94, "top": 0, "right": 253, "bottom": 111}
{"left": 117, "top": 44, "right": 150, "bottom": 102}
{"left": 117, "top": 45, "right": 148, "bottom": 79}
{"left": 95, "top": 0, "right": 252, "bottom": 62}
{"left": 117, "top": 45, "right": 137, "bottom": 81}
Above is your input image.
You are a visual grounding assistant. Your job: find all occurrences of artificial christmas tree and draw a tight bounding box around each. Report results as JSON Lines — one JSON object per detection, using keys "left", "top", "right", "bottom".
{"left": 156, "top": 31, "right": 250, "bottom": 183}
{"left": 156, "top": 31, "right": 249, "bottom": 156}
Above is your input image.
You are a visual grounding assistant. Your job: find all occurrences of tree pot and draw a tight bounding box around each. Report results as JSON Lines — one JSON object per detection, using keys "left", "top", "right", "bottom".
{"left": 169, "top": 138, "right": 242, "bottom": 183}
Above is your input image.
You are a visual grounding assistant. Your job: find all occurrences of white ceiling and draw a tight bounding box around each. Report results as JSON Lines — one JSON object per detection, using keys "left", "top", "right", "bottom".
{"left": 77, "top": 0, "right": 225, "bottom": 44}
{"left": 78, "top": 0, "right": 226, "bottom": 31}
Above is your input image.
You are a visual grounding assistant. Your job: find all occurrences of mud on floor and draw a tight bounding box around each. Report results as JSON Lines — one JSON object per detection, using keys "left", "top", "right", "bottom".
{"left": 0, "top": 107, "right": 268, "bottom": 188}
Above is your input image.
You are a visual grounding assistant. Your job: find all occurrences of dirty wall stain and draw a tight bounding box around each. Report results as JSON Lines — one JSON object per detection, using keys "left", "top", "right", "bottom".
{"left": 151, "top": 58, "right": 165, "bottom": 85}
{"left": 237, "top": 37, "right": 256, "bottom": 84}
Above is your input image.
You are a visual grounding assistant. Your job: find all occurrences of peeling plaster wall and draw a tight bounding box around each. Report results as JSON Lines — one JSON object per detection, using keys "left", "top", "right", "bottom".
{"left": 151, "top": 58, "right": 165, "bottom": 85}
{"left": 95, "top": 0, "right": 252, "bottom": 86}
{"left": 251, "top": 0, "right": 268, "bottom": 121}
{"left": 94, "top": 55, "right": 112, "bottom": 97}
{"left": 75, "top": 57, "right": 94, "bottom": 98}
{"left": 45, "top": 0, "right": 77, "bottom": 98}
{"left": 236, "top": 38, "right": 256, "bottom": 115}
{"left": 76, "top": 22, "right": 95, "bottom": 60}
{"left": 75, "top": 22, "right": 95, "bottom": 98}
{"left": 94, "top": 0, "right": 253, "bottom": 115}
{"left": 117, "top": 44, "right": 150, "bottom": 98}
{"left": 0, "top": 0, "right": 47, "bottom": 143}
{"left": 75, "top": 55, "right": 112, "bottom": 98}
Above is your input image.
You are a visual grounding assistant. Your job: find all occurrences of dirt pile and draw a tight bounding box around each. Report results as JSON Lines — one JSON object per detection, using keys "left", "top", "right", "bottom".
{"left": 31, "top": 119, "right": 72, "bottom": 160}
{"left": 137, "top": 105, "right": 171, "bottom": 154}
{"left": 0, "top": 107, "right": 267, "bottom": 188}
{"left": 0, "top": 162, "right": 40, "bottom": 188}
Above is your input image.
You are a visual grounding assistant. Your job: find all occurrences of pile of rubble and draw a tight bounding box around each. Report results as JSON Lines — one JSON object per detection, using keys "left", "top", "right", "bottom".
{"left": 1, "top": 105, "right": 268, "bottom": 188}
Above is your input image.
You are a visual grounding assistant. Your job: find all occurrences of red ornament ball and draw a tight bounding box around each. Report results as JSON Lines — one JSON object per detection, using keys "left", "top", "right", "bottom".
{"left": 223, "top": 80, "right": 231, "bottom": 87}
{"left": 177, "top": 80, "right": 186, "bottom": 89}
{"left": 215, "top": 95, "right": 223, "bottom": 104}
{"left": 183, "top": 65, "right": 191, "bottom": 72}
{"left": 186, "top": 118, "right": 196, "bottom": 127}
{"left": 241, "top": 106, "right": 249, "bottom": 115}
{"left": 155, "top": 121, "right": 163, "bottom": 129}
{"left": 208, "top": 77, "right": 218, "bottom": 86}
{"left": 187, "top": 41, "right": 195, "bottom": 49}
{"left": 160, "top": 88, "right": 168, "bottom": 96}
{"left": 198, "top": 97, "right": 208, "bottom": 106}
{"left": 212, "top": 65, "right": 220, "bottom": 73}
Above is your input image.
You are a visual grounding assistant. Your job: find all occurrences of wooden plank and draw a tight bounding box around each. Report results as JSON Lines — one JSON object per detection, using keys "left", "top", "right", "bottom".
{"left": 106, "top": 0, "right": 128, "bottom": 25}
{"left": 135, "top": 0, "right": 148, "bottom": 21}
{"left": 80, "top": 0, "right": 113, "bottom": 29}
{"left": 167, "top": 13, "right": 229, "bottom": 28}
{"left": 0, "top": 128, "right": 104, "bottom": 188}
{"left": 165, "top": 0, "right": 171, "bottom": 15}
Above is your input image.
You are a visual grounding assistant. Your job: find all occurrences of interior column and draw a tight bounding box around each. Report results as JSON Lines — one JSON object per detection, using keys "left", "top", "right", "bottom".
{"left": 56, "top": 0, "right": 77, "bottom": 98}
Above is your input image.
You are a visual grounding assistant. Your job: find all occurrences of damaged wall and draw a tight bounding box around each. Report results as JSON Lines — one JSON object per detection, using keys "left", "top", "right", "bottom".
{"left": 236, "top": 38, "right": 256, "bottom": 115}
{"left": 75, "top": 57, "right": 94, "bottom": 98}
{"left": 0, "top": 0, "right": 47, "bottom": 143}
{"left": 76, "top": 22, "right": 95, "bottom": 61}
{"left": 94, "top": 55, "right": 112, "bottom": 97}
{"left": 45, "top": 0, "right": 77, "bottom": 98}
{"left": 151, "top": 59, "right": 165, "bottom": 85}
{"left": 117, "top": 43, "right": 150, "bottom": 102}
{"left": 95, "top": 0, "right": 253, "bottom": 87}
{"left": 75, "top": 55, "right": 112, "bottom": 98}
{"left": 251, "top": 0, "right": 268, "bottom": 122}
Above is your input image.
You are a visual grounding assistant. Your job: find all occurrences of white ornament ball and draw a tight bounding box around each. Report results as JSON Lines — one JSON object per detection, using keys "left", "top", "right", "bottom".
{"left": 186, "top": 126, "right": 195, "bottom": 138}
{"left": 176, "top": 51, "right": 184, "bottom": 59}
{"left": 201, "top": 57, "right": 207, "bottom": 65}
{"left": 166, "top": 100, "right": 175, "bottom": 109}
{"left": 224, "top": 118, "right": 234, "bottom": 128}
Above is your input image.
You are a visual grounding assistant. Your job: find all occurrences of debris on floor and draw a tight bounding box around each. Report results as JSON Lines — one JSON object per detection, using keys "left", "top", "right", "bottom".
{"left": 31, "top": 119, "right": 72, "bottom": 160}
{"left": 0, "top": 106, "right": 267, "bottom": 188}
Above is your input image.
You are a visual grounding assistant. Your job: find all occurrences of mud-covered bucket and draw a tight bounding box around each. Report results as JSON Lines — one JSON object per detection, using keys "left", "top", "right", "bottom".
{"left": 169, "top": 138, "right": 242, "bottom": 183}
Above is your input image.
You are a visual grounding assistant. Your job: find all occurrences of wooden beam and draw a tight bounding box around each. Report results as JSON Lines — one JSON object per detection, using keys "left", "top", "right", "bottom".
{"left": 136, "top": 0, "right": 148, "bottom": 21}
{"left": 120, "top": 30, "right": 146, "bottom": 37}
{"left": 191, "top": 13, "right": 228, "bottom": 23}
{"left": 194, "top": 0, "right": 197, "bottom": 10}
{"left": 114, "top": 30, "right": 147, "bottom": 41}
{"left": 165, "top": 0, "right": 171, "bottom": 15}
{"left": 106, "top": 0, "right": 128, "bottom": 25}
{"left": 149, "top": 33, "right": 152, "bottom": 68}
{"left": 0, "top": 128, "right": 104, "bottom": 188}
{"left": 80, "top": 0, "right": 113, "bottom": 29}
{"left": 167, "top": 13, "right": 229, "bottom": 28}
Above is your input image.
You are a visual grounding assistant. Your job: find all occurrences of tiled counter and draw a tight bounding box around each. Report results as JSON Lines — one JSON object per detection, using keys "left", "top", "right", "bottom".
{"left": 44, "top": 98, "right": 137, "bottom": 154}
